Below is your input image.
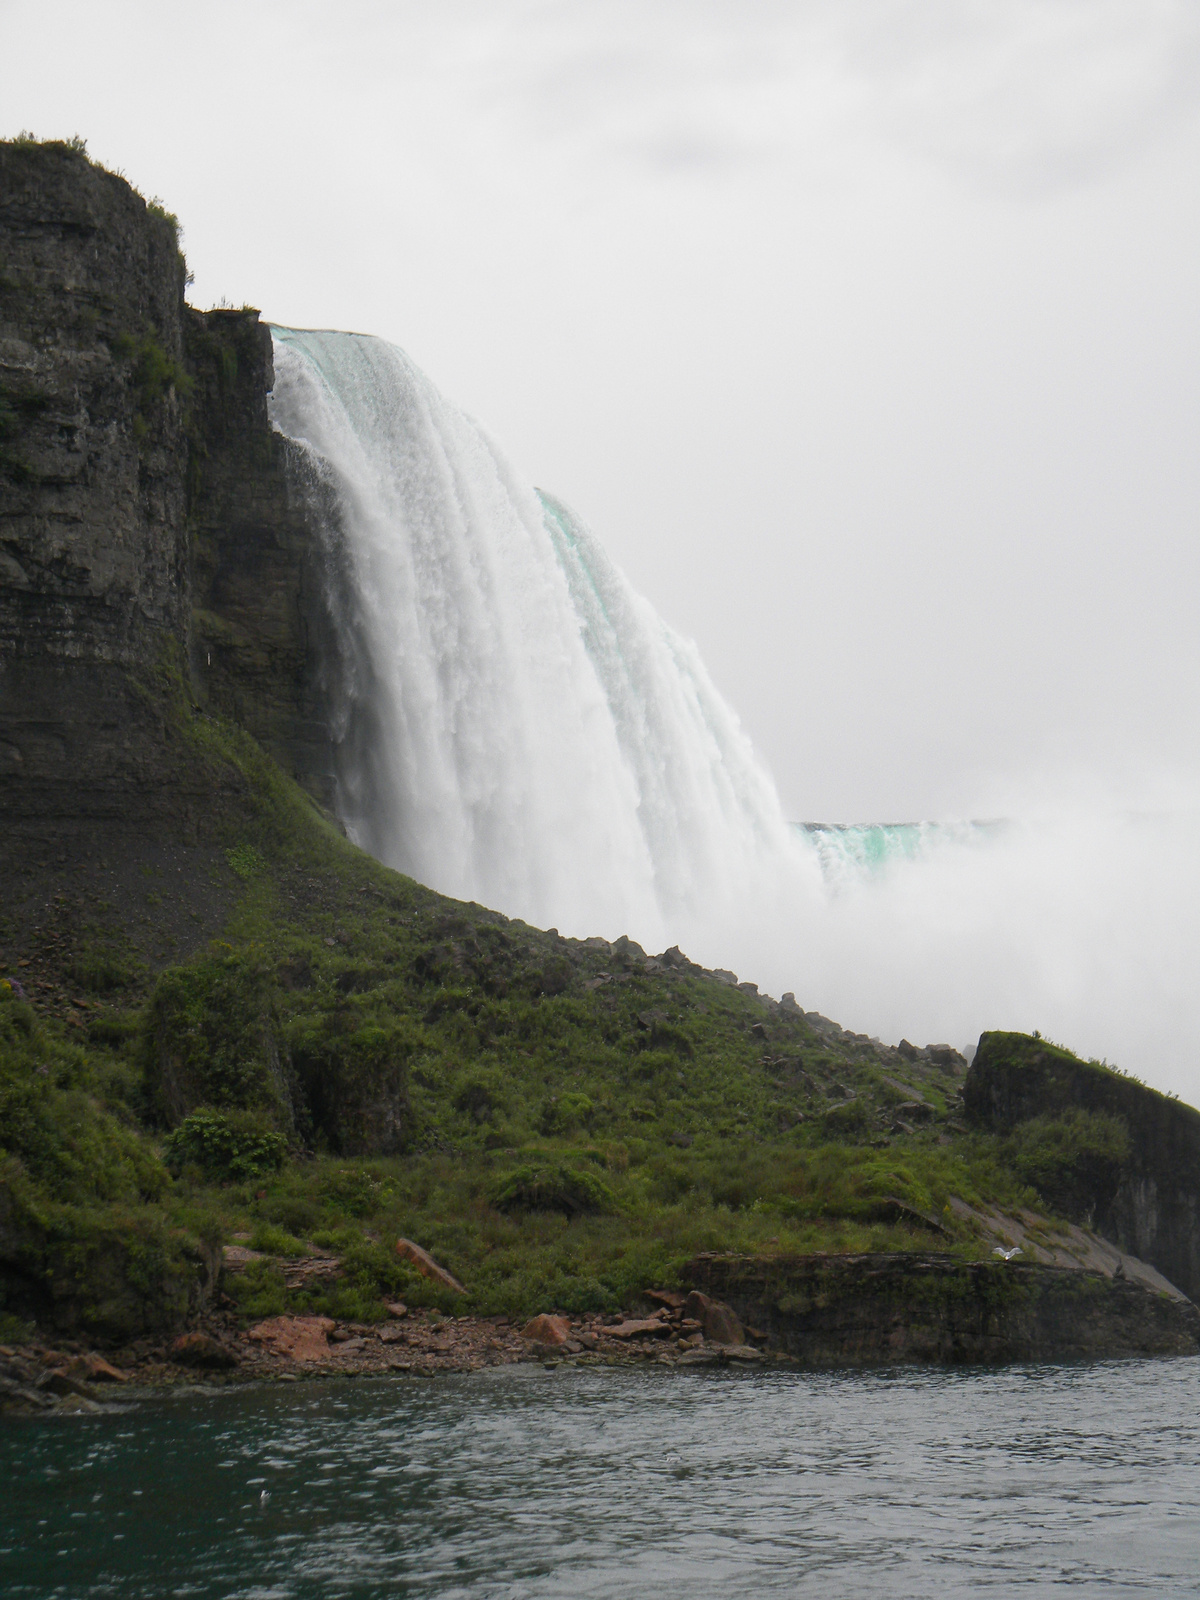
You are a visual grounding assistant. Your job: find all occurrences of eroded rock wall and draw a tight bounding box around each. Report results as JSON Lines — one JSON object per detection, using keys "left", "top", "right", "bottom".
{"left": 964, "top": 1031, "right": 1200, "bottom": 1302}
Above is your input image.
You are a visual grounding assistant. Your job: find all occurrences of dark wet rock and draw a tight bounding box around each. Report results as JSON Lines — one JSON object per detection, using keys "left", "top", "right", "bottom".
{"left": 170, "top": 1332, "right": 239, "bottom": 1369}
{"left": 0, "top": 1373, "right": 56, "bottom": 1412}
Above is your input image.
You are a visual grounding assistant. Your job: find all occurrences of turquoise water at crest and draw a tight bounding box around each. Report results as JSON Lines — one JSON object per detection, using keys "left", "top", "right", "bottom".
{"left": 3, "top": 1360, "right": 1199, "bottom": 1598}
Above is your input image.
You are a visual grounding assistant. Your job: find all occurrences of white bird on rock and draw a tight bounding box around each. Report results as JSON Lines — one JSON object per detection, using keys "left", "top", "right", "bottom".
{"left": 992, "top": 1246, "right": 1023, "bottom": 1261}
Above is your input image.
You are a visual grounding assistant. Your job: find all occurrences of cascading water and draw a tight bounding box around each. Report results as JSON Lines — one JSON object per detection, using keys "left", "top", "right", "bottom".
{"left": 266, "top": 324, "right": 1200, "bottom": 1094}
{"left": 267, "top": 326, "right": 815, "bottom": 949}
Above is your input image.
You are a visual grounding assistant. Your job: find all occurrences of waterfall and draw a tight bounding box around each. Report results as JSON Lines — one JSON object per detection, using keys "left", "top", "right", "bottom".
{"left": 267, "top": 326, "right": 813, "bottom": 948}
{"left": 266, "top": 324, "right": 1200, "bottom": 1095}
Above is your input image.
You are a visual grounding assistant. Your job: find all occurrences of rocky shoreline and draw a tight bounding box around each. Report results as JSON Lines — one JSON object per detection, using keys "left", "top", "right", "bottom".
{"left": 5, "top": 1256, "right": 1198, "bottom": 1417}
{"left": 0, "top": 1291, "right": 775, "bottom": 1414}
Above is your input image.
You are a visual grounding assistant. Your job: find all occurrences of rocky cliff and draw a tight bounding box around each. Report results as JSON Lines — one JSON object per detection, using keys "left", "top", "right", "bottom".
{"left": 0, "top": 141, "right": 194, "bottom": 841}
{"left": 964, "top": 1030, "right": 1200, "bottom": 1302}
{"left": 688, "top": 1249, "right": 1200, "bottom": 1365}
{"left": 184, "top": 306, "right": 345, "bottom": 808}
{"left": 0, "top": 143, "right": 343, "bottom": 847}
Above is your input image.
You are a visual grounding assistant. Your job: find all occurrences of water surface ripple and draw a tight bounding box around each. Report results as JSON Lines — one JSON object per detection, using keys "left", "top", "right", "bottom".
{"left": 3, "top": 1360, "right": 1199, "bottom": 1598}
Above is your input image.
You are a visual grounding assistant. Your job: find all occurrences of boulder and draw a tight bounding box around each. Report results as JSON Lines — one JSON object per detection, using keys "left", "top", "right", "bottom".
{"left": 64, "top": 1353, "right": 130, "bottom": 1384}
{"left": 522, "top": 1314, "right": 571, "bottom": 1346}
{"left": 895, "top": 1100, "right": 935, "bottom": 1124}
{"left": 683, "top": 1290, "right": 744, "bottom": 1346}
{"left": 170, "top": 1332, "right": 239, "bottom": 1369}
{"left": 395, "top": 1238, "right": 466, "bottom": 1295}
{"left": 926, "top": 1044, "right": 966, "bottom": 1070}
{"left": 246, "top": 1315, "right": 335, "bottom": 1363}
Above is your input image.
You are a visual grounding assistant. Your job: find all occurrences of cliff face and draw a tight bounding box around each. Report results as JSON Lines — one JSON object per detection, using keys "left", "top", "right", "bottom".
{"left": 0, "top": 142, "right": 193, "bottom": 840}
{"left": 689, "top": 1251, "right": 1200, "bottom": 1366}
{"left": 0, "top": 142, "right": 342, "bottom": 865}
{"left": 964, "top": 1031, "right": 1200, "bottom": 1302}
{"left": 185, "top": 307, "right": 343, "bottom": 810}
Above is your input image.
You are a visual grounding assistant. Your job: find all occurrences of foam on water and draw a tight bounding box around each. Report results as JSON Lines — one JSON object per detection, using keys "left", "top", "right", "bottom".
{"left": 267, "top": 327, "right": 1200, "bottom": 1095}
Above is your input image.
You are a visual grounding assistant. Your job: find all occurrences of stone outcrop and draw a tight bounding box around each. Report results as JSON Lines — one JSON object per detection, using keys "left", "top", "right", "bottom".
{"left": 687, "top": 1250, "right": 1200, "bottom": 1366}
{"left": 964, "top": 1031, "right": 1200, "bottom": 1302}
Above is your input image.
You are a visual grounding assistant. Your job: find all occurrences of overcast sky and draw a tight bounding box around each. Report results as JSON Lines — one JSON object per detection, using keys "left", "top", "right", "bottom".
{"left": 5, "top": 0, "right": 1199, "bottom": 823}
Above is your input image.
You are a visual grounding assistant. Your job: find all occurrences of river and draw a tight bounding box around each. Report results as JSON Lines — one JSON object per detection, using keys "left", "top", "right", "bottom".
{"left": 3, "top": 1359, "right": 1199, "bottom": 1597}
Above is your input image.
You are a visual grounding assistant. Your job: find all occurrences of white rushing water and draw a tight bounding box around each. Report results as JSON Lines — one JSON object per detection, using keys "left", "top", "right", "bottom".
{"left": 267, "top": 326, "right": 816, "bottom": 953}
{"left": 268, "top": 326, "right": 1200, "bottom": 1096}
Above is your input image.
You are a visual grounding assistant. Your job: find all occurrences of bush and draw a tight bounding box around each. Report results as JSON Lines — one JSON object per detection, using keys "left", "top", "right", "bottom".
{"left": 1001, "top": 1110, "right": 1130, "bottom": 1221}
{"left": 164, "top": 1108, "right": 287, "bottom": 1182}
{"left": 540, "top": 1091, "right": 594, "bottom": 1135}
{"left": 146, "top": 954, "right": 290, "bottom": 1124}
{"left": 490, "top": 1161, "right": 617, "bottom": 1218}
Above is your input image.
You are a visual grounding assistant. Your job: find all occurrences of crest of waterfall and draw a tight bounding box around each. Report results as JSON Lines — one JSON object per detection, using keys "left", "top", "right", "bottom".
{"left": 267, "top": 326, "right": 811, "bottom": 945}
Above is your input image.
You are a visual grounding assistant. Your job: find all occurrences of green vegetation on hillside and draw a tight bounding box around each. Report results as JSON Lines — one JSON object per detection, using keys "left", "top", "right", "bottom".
{"left": 0, "top": 692, "right": 1142, "bottom": 1343}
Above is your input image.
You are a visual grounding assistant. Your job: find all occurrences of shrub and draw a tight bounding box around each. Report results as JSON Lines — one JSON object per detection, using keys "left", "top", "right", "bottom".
{"left": 146, "top": 953, "right": 289, "bottom": 1123}
{"left": 225, "top": 843, "right": 266, "bottom": 880}
{"left": 540, "top": 1091, "right": 594, "bottom": 1135}
{"left": 1001, "top": 1110, "right": 1130, "bottom": 1221}
{"left": 317, "top": 1165, "right": 394, "bottom": 1218}
{"left": 164, "top": 1108, "right": 287, "bottom": 1182}
{"left": 490, "top": 1161, "right": 617, "bottom": 1218}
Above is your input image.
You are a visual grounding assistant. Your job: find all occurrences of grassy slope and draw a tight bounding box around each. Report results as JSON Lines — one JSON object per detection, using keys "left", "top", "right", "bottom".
{"left": 0, "top": 699, "right": 1135, "bottom": 1341}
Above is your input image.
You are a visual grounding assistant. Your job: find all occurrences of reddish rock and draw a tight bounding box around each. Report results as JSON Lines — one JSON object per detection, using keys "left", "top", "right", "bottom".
{"left": 65, "top": 1353, "right": 130, "bottom": 1384}
{"left": 395, "top": 1239, "right": 466, "bottom": 1295}
{"left": 683, "top": 1291, "right": 744, "bottom": 1347}
{"left": 646, "top": 1289, "right": 685, "bottom": 1309}
{"left": 607, "top": 1318, "right": 671, "bottom": 1340}
{"left": 246, "top": 1316, "right": 335, "bottom": 1363}
{"left": 522, "top": 1314, "right": 571, "bottom": 1346}
{"left": 383, "top": 1300, "right": 408, "bottom": 1318}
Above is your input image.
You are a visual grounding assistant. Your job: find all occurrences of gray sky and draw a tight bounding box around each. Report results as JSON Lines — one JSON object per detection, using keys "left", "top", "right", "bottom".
{"left": 5, "top": 0, "right": 1199, "bottom": 823}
